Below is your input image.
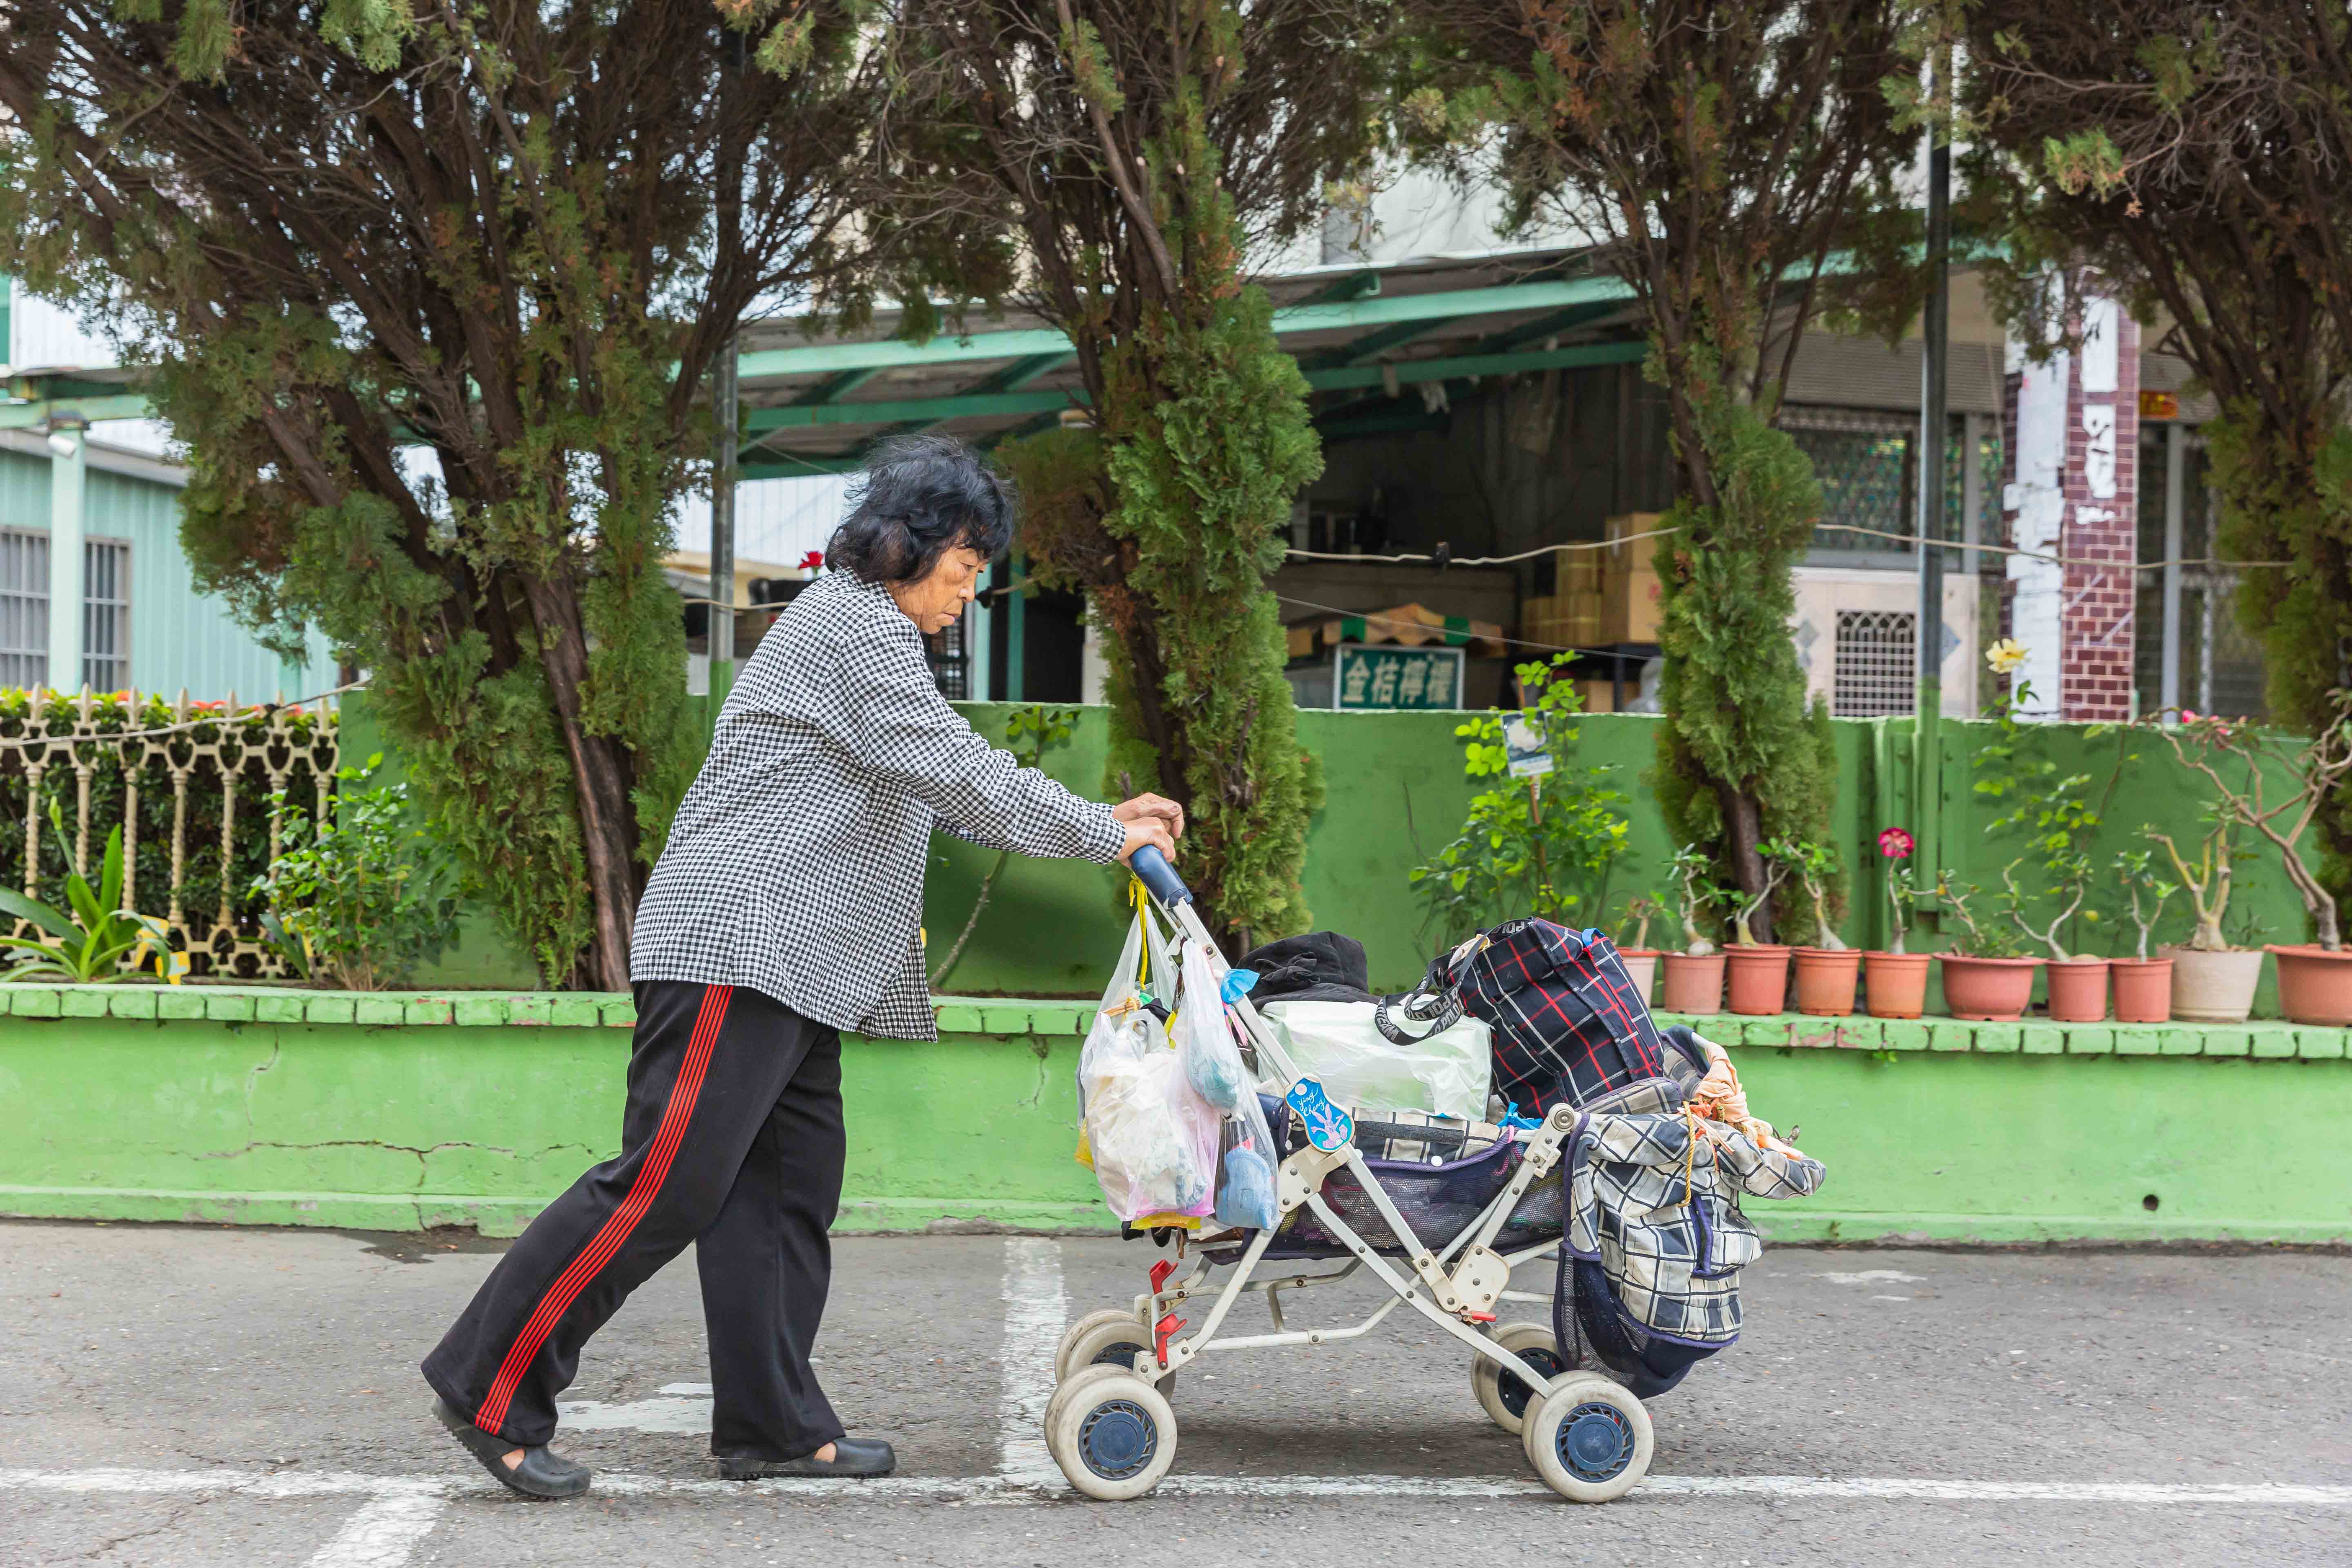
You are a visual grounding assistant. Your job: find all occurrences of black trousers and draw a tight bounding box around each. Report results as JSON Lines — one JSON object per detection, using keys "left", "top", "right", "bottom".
{"left": 422, "top": 980, "right": 846, "bottom": 1460}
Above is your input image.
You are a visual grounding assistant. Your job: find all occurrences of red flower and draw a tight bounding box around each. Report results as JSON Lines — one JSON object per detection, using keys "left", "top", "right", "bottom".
{"left": 799, "top": 550, "right": 825, "bottom": 572}
{"left": 1878, "top": 827, "right": 1913, "bottom": 860}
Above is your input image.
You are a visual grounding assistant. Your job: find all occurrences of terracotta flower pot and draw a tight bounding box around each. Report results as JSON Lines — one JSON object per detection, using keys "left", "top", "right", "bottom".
{"left": 1791, "top": 948, "right": 1862, "bottom": 1017}
{"left": 2044, "top": 958, "right": 2111, "bottom": 1023}
{"left": 1619, "top": 949, "right": 1661, "bottom": 1007}
{"left": 1658, "top": 951, "right": 1726, "bottom": 1014}
{"left": 1937, "top": 955, "right": 2043, "bottom": 1022}
{"left": 1862, "top": 951, "right": 1931, "bottom": 1019}
{"left": 2160, "top": 945, "right": 2264, "bottom": 1024}
{"left": 2110, "top": 958, "right": 2174, "bottom": 1024}
{"left": 1724, "top": 944, "right": 1792, "bottom": 1016}
{"left": 2266, "top": 945, "right": 2352, "bottom": 1027}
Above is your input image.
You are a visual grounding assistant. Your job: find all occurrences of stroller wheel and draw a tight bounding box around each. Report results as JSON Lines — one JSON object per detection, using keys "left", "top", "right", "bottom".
{"left": 1471, "top": 1322, "right": 1567, "bottom": 1435}
{"left": 1057, "top": 1314, "right": 1177, "bottom": 1396}
{"left": 1522, "top": 1373, "right": 1653, "bottom": 1504}
{"left": 1047, "top": 1372, "right": 1179, "bottom": 1501}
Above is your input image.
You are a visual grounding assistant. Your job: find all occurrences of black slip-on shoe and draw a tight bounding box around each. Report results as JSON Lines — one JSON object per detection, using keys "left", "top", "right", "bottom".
{"left": 717, "top": 1437, "right": 896, "bottom": 1479}
{"left": 432, "top": 1397, "right": 592, "bottom": 1499}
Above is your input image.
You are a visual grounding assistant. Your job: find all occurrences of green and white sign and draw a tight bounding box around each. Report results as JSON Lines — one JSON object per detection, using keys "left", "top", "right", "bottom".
{"left": 1333, "top": 644, "right": 1464, "bottom": 710}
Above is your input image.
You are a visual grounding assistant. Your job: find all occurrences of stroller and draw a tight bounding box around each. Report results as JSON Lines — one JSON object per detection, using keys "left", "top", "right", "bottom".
{"left": 1045, "top": 848, "right": 1824, "bottom": 1503}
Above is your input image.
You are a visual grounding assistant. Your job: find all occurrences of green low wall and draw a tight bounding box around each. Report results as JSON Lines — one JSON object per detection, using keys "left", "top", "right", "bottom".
{"left": 4, "top": 983, "right": 2344, "bottom": 1244}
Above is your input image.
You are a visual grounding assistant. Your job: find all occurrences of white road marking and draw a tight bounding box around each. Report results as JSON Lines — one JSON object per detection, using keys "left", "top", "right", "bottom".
{"left": 556, "top": 1394, "right": 715, "bottom": 1434}
{"left": 6, "top": 1466, "right": 2349, "bottom": 1508}
{"left": 1817, "top": 1270, "right": 1924, "bottom": 1285}
{"left": 997, "top": 1236, "right": 1070, "bottom": 1486}
{"left": 304, "top": 1490, "right": 445, "bottom": 1568}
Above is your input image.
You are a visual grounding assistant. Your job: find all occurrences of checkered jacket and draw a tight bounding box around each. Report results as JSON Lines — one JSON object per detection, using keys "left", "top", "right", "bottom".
{"left": 1565, "top": 1078, "right": 1827, "bottom": 1346}
{"left": 630, "top": 572, "right": 1127, "bottom": 1038}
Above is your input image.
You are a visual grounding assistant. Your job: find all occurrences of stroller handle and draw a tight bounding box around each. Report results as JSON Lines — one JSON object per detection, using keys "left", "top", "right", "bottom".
{"left": 1128, "top": 844, "right": 1192, "bottom": 908}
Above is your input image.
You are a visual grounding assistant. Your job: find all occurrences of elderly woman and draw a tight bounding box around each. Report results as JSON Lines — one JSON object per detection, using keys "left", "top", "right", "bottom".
{"left": 422, "top": 437, "right": 1182, "bottom": 1498}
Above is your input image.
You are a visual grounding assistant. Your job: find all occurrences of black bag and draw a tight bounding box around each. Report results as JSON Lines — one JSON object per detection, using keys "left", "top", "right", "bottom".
{"left": 1423, "top": 918, "right": 1666, "bottom": 1114}
{"left": 1237, "top": 931, "right": 1374, "bottom": 1004}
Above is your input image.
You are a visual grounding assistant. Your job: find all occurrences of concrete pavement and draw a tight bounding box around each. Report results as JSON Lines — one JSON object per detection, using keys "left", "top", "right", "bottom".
{"left": 3, "top": 1220, "right": 2347, "bottom": 1564}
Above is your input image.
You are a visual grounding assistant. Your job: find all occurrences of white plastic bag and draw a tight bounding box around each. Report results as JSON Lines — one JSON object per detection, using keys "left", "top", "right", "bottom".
{"left": 1257, "top": 1000, "right": 1492, "bottom": 1121}
{"left": 1081, "top": 1015, "right": 1221, "bottom": 1221}
{"left": 1175, "top": 941, "right": 1281, "bottom": 1229}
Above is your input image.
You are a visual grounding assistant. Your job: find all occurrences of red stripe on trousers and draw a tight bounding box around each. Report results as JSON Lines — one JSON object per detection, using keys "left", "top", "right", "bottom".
{"left": 472, "top": 983, "right": 734, "bottom": 1437}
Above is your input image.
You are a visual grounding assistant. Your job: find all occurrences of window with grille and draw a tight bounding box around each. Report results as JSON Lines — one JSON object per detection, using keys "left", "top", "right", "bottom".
{"left": 924, "top": 610, "right": 971, "bottom": 701}
{"left": 1833, "top": 609, "right": 1917, "bottom": 717}
{"left": 83, "top": 539, "right": 131, "bottom": 693}
{"left": 0, "top": 530, "right": 132, "bottom": 693}
{"left": 0, "top": 531, "right": 47, "bottom": 689}
{"left": 1784, "top": 408, "right": 1913, "bottom": 556}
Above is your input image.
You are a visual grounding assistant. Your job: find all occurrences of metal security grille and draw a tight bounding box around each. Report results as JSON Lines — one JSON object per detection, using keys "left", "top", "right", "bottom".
{"left": 82, "top": 539, "right": 131, "bottom": 693}
{"left": 1833, "top": 609, "right": 1917, "bottom": 717}
{"left": 0, "top": 530, "right": 47, "bottom": 688}
{"left": 925, "top": 611, "right": 970, "bottom": 701}
{"left": 1784, "top": 408, "right": 1913, "bottom": 556}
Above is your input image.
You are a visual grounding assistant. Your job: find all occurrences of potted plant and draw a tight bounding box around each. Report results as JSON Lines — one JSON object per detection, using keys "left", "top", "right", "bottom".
{"left": 1722, "top": 840, "right": 1795, "bottom": 1015}
{"left": 1775, "top": 838, "right": 1859, "bottom": 1017}
{"left": 1999, "top": 852, "right": 2108, "bottom": 1023}
{"left": 1933, "top": 871, "right": 2043, "bottom": 1022}
{"left": 1612, "top": 893, "right": 1664, "bottom": 1004}
{"left": 2110, "top": 846, "right": 2177, "bottom": 1024}
{"left": 1657, "top": 845, "right": 1727, "bottom": 1014}
{"left": 2145, "top": 805, "right": 2261, "bottom": 1023}
{"left": 1863, "top": 826, "right": 1931, "bottom": 1019}
{"left": 2156, "top": 698, "right": 2352, "bottom": 1026}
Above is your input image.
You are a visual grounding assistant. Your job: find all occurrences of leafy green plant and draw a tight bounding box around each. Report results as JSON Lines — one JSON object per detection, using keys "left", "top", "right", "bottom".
{"left": 930, "top": 705, "right": 1081, "bottom": 988}
{"left": 1410, "top": 655, "right": 1632, "bottom": 943}
{"left": 251, "top": 757, "right": 458, "bottom": 991}
{"left": 0, "top": 803, "right": 175, "bottom": 984}
{"left": 1769, "top": 837, "right": 1845, "bottom": 951}
{"left": 1935, "top": 869, "right": 2029, "bottom": 959}
{"left": 1614, "top": 893, "right": 1664, "bottom": 951}
{"left": 2000, "top": 853, "right": 2095, "bottom": 962}
{"left": 2114, "top": 846, "right": 2178, "bottom": 962}
{"left": 1976, "top": 672, "right": 2109, "bottom": 958}
{"left": 1877, "top": 826, "right": 1916, "bottom": 955}
{"left": 1669, "top": 843, "right": 1728, "bottom": 956}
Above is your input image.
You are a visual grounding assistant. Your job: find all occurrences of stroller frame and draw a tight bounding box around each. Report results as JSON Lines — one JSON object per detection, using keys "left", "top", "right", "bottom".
{"left": 1045, "top": 852, "right": 1657, "bottom": 1503}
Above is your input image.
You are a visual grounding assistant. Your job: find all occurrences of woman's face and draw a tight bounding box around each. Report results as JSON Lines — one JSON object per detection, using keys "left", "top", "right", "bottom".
{"left": 889, "top": 545, "right": 989, "bottom": 636}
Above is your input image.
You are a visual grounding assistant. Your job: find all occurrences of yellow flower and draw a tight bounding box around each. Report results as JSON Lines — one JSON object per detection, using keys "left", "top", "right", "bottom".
{"left": 1985, "top": 638, "right": 2029, "bottom": 675}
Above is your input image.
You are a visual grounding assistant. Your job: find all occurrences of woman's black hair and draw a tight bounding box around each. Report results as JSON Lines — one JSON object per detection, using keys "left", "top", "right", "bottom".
{"left": 824, "top": 434, "right": 1018, "bottom": 584}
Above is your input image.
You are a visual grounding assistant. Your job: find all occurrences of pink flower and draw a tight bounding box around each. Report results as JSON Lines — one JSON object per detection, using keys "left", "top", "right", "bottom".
{"left": 1878, "top": 827, "right": 1914, "bottom": 860}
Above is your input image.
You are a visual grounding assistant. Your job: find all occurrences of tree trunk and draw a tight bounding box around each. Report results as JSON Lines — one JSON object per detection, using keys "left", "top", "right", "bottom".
{"left": 1716, "top": 779, "right": 1773, "bottom": 944}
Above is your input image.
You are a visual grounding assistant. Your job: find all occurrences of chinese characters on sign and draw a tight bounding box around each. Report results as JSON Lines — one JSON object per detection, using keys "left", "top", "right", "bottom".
{"left": 1333, "top": 644, "right": 1464, "bottom": 710}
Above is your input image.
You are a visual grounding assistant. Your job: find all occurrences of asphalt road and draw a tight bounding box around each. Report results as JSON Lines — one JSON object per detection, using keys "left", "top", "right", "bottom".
{"left": 4, "top": 1219, "right": 2347, "bottom": 1565}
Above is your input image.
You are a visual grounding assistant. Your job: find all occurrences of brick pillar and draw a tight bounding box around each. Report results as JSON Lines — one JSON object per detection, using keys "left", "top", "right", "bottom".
{"left": 2060, "top": 298, "right": 2138, "bottom": 721}
{"left": 2002, "top": 293, "right": 2139, "bottom": 721}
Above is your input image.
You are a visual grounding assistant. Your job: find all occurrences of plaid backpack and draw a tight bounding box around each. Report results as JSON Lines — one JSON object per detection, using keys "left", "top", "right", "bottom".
{"left": 1396, "top": 919, "right": 1665, "bottom": 1114}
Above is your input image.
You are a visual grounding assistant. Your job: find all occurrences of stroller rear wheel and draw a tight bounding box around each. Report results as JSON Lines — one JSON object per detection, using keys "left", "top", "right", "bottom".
{"left": 1047, "top": 1372, "right": 1180, "bottom": 1501}
{"left": 1521, "top": 1373, "right": 1653, "bottom": 1503}
{"left": 1471, "top": 1321, "right": 1568, "bottom": 1435}
{"left": 1057, "top": 1312, "right": 1177, "bottom": 1396}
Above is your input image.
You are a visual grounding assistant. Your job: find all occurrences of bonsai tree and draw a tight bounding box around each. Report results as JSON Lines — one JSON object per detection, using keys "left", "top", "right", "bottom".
{"left": 1770, "top": 838, "right": 1846, "bottom": 951}
{"left": 1614, "top": 893, "right": 1664, "bottom": 953}
{"left": 1934, "top": 870, "right": 2029, "bottom": 958}
{"left": 1877, "top": 826, "right": 1916, "bottom": 955}
{"left": 2114, "top": 847, "right": 2179, "bottom": 963}
{"left": 2153, "top": 697, "right": 2352, "bottom": 951}
{"left": 2145, "top": 810, "right": 2241, "bottom": 955}
{"left": 1728, "top": 840, "right": 1793, "bottom": 948}
{"left": 1670, "top": 845, "right": 1726, "bottom": 957}
{"left": 2000, "top": 852, "right": 2096, "bottom": 963}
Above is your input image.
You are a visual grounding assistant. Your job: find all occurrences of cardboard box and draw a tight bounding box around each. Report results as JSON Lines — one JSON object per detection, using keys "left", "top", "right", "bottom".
{"left": 1575, "top": 678, "right": 1617, "bottom": 714}
{"left": 1601, "top": 512, "right": 1666, "bottom": 644}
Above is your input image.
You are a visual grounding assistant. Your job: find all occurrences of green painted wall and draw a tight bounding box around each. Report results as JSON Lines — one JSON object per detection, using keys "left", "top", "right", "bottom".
{"left": 1, "top": 991, "right": 2343, "bottom": 1243}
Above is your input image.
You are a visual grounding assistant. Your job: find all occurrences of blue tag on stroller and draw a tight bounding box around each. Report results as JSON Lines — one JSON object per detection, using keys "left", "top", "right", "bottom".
{"left": 1285, "top": 1077, "right": 1354, "bottom": 1153}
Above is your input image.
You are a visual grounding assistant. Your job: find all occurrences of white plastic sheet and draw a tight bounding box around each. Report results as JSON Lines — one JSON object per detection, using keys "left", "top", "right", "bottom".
{"left": 1258, "top": 1000, "right": 1492, "bottom": 1121}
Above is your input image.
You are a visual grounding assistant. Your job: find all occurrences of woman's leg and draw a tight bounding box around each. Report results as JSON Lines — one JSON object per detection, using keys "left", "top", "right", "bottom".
{"left": 421, "top": 981, "right": 794, "bottom": 1448}
{"left": 697, "top": 1016, "right": 847, "bottom": 1462}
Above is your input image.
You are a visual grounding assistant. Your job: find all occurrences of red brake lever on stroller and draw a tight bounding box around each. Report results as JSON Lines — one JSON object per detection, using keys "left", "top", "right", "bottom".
{"left": 1155, "top": 1312, "right": 1187, "bottom": 1368}
{"left": 1149, "top": 1259, "right": 1176, "bottom": 1292}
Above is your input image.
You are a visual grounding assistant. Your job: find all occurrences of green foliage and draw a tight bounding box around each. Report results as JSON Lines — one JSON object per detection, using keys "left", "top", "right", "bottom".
{"left": 1973, "top": 676, "right": 2107, "bottom": 958}
{"left": 1934, "top": 869, "right": 2029, "bottom": 959}
{"left": 251, "top": 757, "right": 459, "bottom": 991}
{"left": 1410, "top": 654, "right": 1632, "bottom": 943}
{"left": 1668, "top": 842, "right": 1730, "bottom": 956}
{"left": 1650, "top": 388, "right": 1846, "bottom": 940}
{"left": 0, "top": 808, "right": 176, "bottom": 984}
{"left": 1768, "top": 837, "right": 1846, "bottom": 951}
{"left": 2113, "top": 845, "right": 2178, "bottom": 962}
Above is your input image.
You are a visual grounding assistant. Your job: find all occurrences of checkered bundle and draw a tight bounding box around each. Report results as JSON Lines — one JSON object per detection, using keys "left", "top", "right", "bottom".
{"left": 1438, "top": 919, "right": 1665, "bottom": 1112}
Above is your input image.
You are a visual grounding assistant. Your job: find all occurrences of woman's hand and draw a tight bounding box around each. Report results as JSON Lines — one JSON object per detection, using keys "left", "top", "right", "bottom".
{"left": 1112, "top": 793, "right": 1184, "bottom": 866}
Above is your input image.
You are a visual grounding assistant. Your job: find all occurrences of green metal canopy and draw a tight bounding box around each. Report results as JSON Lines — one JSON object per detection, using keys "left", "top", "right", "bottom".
{"left": 0, "top": 245, "right": 1650, "bottom": 470}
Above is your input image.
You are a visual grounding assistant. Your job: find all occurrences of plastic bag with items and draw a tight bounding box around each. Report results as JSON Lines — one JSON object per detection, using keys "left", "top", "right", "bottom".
{"left": 1174, "top": 940, "right": 1281, "bottom": 1230}
{"left": 1078, "top": 913, "right": 1221, "bottom": 1222}
{"left": 1254, "top": 999, "right": 1491, "bottom": 1121}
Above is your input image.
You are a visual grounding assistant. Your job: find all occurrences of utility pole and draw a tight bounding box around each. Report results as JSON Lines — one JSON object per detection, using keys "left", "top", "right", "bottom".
{"left": 1912, "top": 47, "right": 1952, "bottom": 897}
{"left": 708, "top": 22, "right": 746, "bottom": 726}
{"left": 46, "top": 420, "right": 86, "bottom": 696}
